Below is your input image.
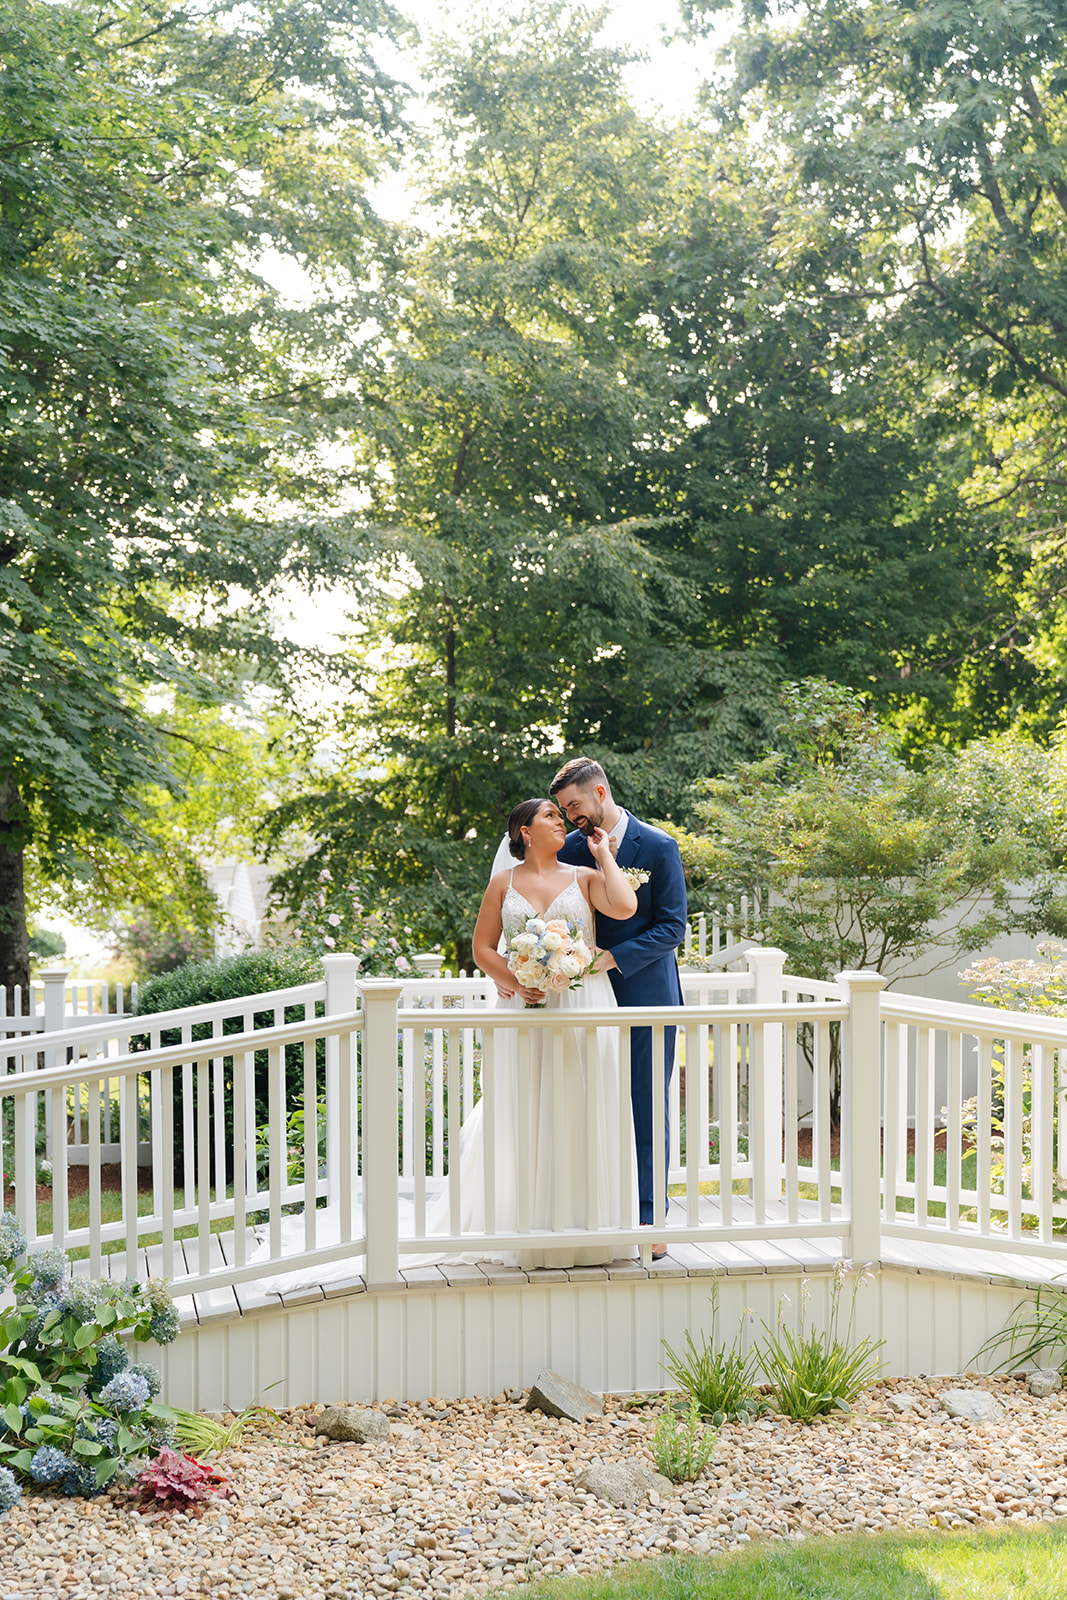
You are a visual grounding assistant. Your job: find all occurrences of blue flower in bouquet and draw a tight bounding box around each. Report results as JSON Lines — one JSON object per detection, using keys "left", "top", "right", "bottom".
{"left": 506, "top": 916, "right": 596, "bottom": 1003}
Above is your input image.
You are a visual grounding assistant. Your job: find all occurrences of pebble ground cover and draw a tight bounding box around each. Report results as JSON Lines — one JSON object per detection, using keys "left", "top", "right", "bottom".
{"left": 3, "top": 1374, "right": 1067, "bottom": 1600}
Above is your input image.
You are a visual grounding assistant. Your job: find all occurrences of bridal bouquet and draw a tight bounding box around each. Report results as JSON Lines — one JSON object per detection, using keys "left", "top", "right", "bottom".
{"left": 507, "top": 917, "right": 598, "bottom": 1001}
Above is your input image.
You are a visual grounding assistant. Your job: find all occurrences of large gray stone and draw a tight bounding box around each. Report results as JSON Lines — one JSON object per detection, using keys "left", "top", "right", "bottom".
{"left": 526, "top": 1369, "right": 604, "bottom": 1422}
{"left": 314, "top": 1405, "right": 391, "bottom": 1443}
{"left": 575, "top": 1460, "right": 673, "bottom": 1507}
{"left": 1029, "top": 1368, "right": 1063, "bottom": 1399}
{"left": 939, "top": 1388, "right": 1005, "bottom": 1423}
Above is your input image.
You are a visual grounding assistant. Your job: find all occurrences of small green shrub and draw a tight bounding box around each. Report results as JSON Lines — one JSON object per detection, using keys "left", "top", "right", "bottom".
{"left": 661, "top": 1281, "right": 764, "bottom": 1424}
{"left": 651, "top": 1399, "right": 718, "bottom": 1484}
{"left": 135, "top": 949, "right": 323, "bottom": 1022}
{"left": 759, "top": 1263, "right": 885, "bottom": 1422}
{"left": 0, "top": 1215, "right": 179, "bottom": 1498}
{"left": 171, "top": 1404, "right": 280, "bottom": 1456}
{"left": 135, "top": 949, "right": 324, "bottom": 1183}
{"left": 975, "top": 1280, "right": 1067, "bottom": 1373}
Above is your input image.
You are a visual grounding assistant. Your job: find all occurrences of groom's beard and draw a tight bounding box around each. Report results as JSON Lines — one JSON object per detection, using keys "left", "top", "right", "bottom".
{"left": 576, "top": 803, "right": 606, "bottom": 836}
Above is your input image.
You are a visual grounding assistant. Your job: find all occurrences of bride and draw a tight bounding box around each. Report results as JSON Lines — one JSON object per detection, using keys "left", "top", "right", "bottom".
{"left": 464, "top": 797, "right": 638, "bottom": 1268}
{"left": 247, "top": 798, "right": 637, "bottom": 1289}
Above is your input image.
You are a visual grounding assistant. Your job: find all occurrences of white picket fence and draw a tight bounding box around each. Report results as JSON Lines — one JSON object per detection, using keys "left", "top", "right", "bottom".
{"left": 4, "top": 946, "right": 1067, "bottom": 1302}
{"left": 0, "top": 969, "right": 138, "bottom": 1042}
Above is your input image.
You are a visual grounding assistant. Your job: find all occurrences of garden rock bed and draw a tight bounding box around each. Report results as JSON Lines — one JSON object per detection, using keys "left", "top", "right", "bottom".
{"left": 3, "top": 1376, "right": 1067, "bottom": 1600}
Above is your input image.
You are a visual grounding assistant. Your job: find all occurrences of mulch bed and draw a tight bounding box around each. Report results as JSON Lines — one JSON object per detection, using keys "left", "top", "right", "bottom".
{"left": 6, "top": 1162, "right": 155, "bottom": 1206}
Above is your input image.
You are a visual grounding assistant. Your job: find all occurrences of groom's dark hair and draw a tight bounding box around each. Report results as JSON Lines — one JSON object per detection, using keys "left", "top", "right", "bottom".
{"left": 550, "top": 756, "right": 607, "bottom": 794}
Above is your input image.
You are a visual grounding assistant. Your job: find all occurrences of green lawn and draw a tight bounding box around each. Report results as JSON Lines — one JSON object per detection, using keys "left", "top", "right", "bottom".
{"left": 34, "top": 1187, "right": 240, "bottom": 1259}
{"left": 524, "top": 1528, "right": 1067, "bottom": 1600}
{"left": 670, "top": 1148, "right": 984, "bottom": 1223}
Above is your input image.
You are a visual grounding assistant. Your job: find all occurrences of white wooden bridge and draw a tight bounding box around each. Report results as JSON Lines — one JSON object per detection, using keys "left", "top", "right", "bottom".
{"left": 2, "top": 951, "right": 1064, "bottom": 1409}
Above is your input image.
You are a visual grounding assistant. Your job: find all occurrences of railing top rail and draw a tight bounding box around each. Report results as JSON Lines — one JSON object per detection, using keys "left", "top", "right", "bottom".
{"left": 397, "top": 999, "right": 849, "bottom": 1029}
{"left": 881, "top": 989, "right": 1067, "bottom": 1042}
{"left": 0, "top": 978, "right": 330, "bottom": 1061}
{"left": 0, "top": 1006, "right": 363, "bottom": 1096}
{"left": 782, "top": 975, "right": 846, "bottom": 1000}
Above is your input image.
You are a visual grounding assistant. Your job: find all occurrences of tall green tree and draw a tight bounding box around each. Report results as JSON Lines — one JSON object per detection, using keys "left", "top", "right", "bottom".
{"left": 600, "top": 136, "right": 1004, "bottom": 726}
{"left": 683, "top": 0, "right": 1067, "bottom": 735}
{"left": 269, "top": 2, "right": 736, "bottom": 965}
{"left": 0, "top": 0, "right": 406, "bottom": 987}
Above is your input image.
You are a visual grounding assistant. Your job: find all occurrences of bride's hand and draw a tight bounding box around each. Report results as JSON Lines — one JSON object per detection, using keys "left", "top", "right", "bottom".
{"left": 517, "top": 982, "right": 545, "bottom": 1005}
{"left": 587, "top": 826, "right": 614, "bottom": 866}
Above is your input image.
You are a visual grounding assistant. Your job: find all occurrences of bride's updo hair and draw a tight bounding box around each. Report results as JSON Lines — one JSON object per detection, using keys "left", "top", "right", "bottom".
{"left": 507, "top": 798, "right": 552, "bottom": 860}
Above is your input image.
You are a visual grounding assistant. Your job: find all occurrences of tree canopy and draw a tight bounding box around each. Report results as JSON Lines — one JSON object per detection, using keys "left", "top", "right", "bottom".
{"left": 8, "top": 0, "right": 1067, "bottom": 975}
{"left": 0, "top": 0, "right": 404, "bottom": 984}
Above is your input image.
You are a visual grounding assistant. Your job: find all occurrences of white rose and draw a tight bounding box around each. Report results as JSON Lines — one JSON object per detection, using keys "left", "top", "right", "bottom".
{"left": 573, "top": 941, "right": 592, "bottom": 966}
{"left": 541, "top": 930, "right": 563, "bottom": 952}
{"left": 511, "top": 932, "right": 538, "bottom": 953}
{"left": 526, "top": 918, "right": 546, "bottom": 935}
{"left": 559, "top": 954, "right": 581, "bottom": 979}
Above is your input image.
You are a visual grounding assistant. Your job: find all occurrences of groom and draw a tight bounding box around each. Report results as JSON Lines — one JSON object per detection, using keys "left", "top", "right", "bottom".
{"left": 551, "top": 757, "right": 686, "bottom": 1251}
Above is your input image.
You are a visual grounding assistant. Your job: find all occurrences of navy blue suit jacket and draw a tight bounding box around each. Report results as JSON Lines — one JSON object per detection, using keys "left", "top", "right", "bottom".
{"left": 558, "top": 813, "right": 685, "bottom": 1007}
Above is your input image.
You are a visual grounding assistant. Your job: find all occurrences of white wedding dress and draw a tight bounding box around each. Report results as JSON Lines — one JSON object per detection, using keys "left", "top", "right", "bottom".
{"left": 445, "top": 868, "right": 631, "bottom": 1268}
{"left": 247, "top": 869, "right": 633, "bottom": 1291}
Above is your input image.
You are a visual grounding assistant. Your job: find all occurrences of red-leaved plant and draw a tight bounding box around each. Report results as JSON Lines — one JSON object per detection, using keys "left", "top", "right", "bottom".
{"left": 133, "top": 1446, "right": 233, "bottom": 1516}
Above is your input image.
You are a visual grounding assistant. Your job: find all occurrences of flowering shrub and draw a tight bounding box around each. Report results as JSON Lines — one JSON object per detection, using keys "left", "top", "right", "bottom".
{"left": 254, "top": 1092, "right": 326, "bottom": 1185}
{"left": 959, "top": 943, "right": 1067, "bottom": 1227}
{"left": 0, "top": 1216, "right": 179, "bottom": 1499}
{"left": 297, "top": 869, "right": 429, "bottom": 976}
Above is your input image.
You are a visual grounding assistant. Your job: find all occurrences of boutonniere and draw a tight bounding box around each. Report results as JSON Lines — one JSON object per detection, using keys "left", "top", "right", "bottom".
{"left": 621, "top": 867, "right": 650, "bottom": 888}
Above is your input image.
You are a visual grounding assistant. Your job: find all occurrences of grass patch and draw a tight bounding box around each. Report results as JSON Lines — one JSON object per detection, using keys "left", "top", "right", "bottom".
{"left": 35, "top": 1189, "right": 237, "bottom": 1258}
{"left": 523, "top": 1527, "right": 1067, "bottom": 1600}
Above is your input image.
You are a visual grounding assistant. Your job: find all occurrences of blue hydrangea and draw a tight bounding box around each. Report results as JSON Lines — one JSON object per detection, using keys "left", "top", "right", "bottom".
{"left": 0, "top": 1212, "right": 26, "bottom": 1265}
{"left": 0, "top": 1466, "right": 20, "bottom": 1511}
{"left": 76, "top": 1413, "right": 117, "bottom": 1447}
{"left": 98, "top": 1370, "right": 150, "bottom": 1412}
{"left": 59, "top": 1277, "right": 102, "bottom": 1324}
{"left": 148, "top": 1291, "right": 179, "bottom": 1346}
{"left": 89, "top": 1333, "right": 128, "bottom": 1394}
{"left": 62, "top": 1462, "right": 104, "bottom": 1498}
{"left": 28, "top": 1246, "right": 68, "bottom": 1292}
{"left": 22, "top": 1290, "right": 62, "bottom": 1342}
{"left": 29, "top": 1444, "right": 73, "bottom": 1484}
{"left": 128, "top": 1361, "right": 161, "bottom": 1398}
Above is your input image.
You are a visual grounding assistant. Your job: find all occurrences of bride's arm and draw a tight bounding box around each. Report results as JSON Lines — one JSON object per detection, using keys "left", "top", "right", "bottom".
{"left": 581, "top": 829, "right": 638, "bottom": 921}
{"left": 473, "top": 875, "right": 542, "bottom": 1003}
{"left": 472, "top": 876, "right": 513, "bottom": 987}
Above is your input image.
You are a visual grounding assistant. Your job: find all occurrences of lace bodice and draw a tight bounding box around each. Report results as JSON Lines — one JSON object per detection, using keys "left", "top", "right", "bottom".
{"left": 503, "top": 872, "right": 593, "bottom": 946}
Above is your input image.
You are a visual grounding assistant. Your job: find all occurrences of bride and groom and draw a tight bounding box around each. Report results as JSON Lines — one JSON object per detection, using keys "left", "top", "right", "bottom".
{"left": 461, "top": 756, "right": 687, "bottom": 1267}
{"left": 251, "top": 757, "right": 687, "bottom": 1288}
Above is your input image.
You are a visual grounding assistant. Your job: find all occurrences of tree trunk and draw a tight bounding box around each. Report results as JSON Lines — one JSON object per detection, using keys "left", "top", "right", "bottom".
{"left": 445, "top": 624, "right": 456, "bottom": 739}
{"left": 0, "top": 776, "right": 31, "bottom": 993}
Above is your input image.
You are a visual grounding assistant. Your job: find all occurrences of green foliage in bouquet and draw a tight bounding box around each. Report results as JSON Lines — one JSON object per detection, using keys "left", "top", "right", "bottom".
{"left": 0, "top": 1215, "right": 179, "bottom": 1499}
